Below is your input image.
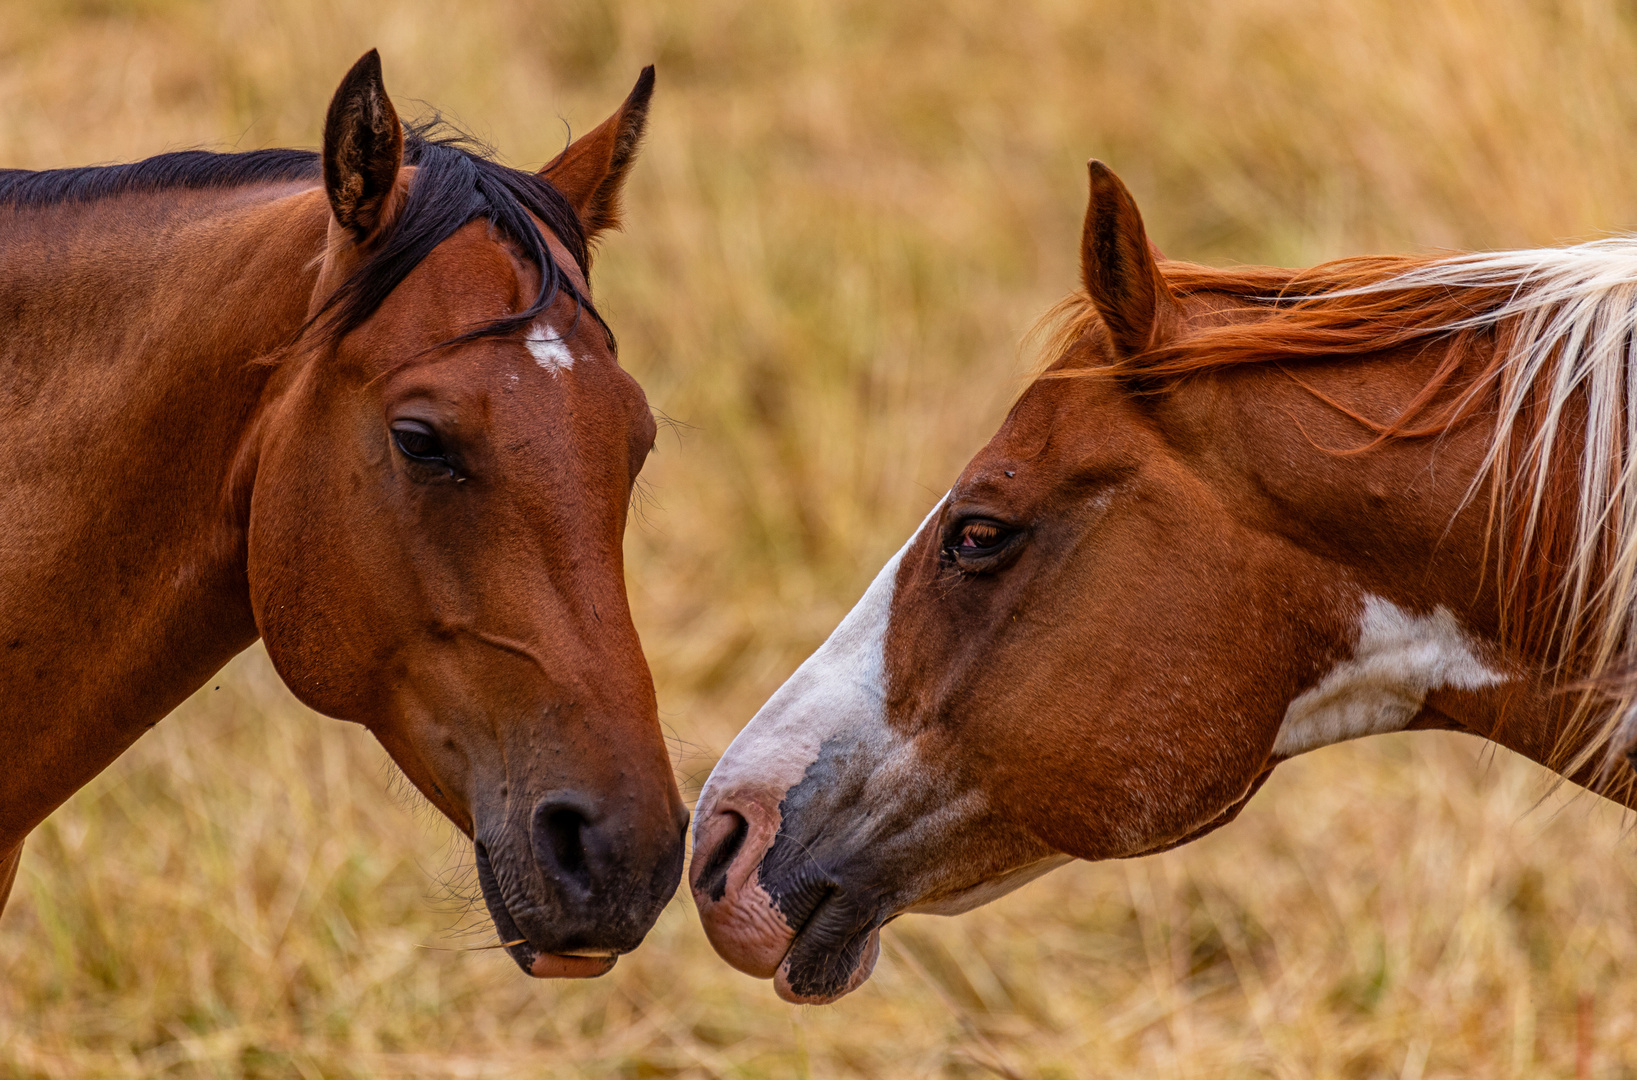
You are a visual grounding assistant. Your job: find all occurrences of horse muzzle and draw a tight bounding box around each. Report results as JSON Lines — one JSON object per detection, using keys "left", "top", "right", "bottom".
{"left": 475, "top": 789, "right": 688, "bottom": 978}
{"left": 689, "top": 789, "right": 887, "bottom": 1004}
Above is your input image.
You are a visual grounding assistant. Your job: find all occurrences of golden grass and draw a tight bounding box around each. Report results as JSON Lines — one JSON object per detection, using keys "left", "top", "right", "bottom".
{"left": 7, "top": 0, "right": 1637, "bottom": 1075}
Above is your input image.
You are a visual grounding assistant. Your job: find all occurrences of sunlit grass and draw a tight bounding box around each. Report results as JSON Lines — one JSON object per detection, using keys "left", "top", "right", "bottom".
{"left": 7, "top": 0, "right": 1637, "bottom": 1075}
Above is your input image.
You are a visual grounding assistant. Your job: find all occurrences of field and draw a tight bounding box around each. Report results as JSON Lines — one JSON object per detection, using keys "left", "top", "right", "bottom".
{"left": 7, "top": 0, "right": 1637, "bottom": 1075}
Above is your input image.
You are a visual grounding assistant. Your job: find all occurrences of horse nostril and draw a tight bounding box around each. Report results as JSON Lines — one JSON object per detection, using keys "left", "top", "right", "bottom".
{"left": 695, "top": 810, "right": 749, "bottom": 903}
{"left": 533, "top": 801, "right": 593, "bottom": 892}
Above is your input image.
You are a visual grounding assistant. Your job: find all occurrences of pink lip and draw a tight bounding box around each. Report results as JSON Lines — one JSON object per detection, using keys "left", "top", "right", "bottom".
{"left": 689, "top": 788, "right": 796, "bottom": 977}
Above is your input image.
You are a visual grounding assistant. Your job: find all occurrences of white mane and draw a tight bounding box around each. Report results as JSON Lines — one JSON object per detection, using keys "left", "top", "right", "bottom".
{"left": 1344, "top": 238, "right": 1637, "bottom": 770}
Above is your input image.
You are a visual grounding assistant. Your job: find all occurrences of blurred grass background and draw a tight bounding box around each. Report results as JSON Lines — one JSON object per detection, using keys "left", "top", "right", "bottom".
{"left": 6, "top": 0, "right": 1637, "bottom": 1076}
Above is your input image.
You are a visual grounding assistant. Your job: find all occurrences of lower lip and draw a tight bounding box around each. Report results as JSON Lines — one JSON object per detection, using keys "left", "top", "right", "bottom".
{"left": 774, "top": 926, "right": 882, "bottom": 1005}
{"left": 528, "top": 951, "right": 619, "bottom": 979}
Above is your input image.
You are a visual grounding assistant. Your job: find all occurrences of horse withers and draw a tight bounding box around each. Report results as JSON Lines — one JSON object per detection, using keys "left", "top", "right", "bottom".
{"left": 0, "top": 51, "right": 687, "bottom": 978}
{"left": 692, "top": 160, "right": 1637, "bottom": 1002}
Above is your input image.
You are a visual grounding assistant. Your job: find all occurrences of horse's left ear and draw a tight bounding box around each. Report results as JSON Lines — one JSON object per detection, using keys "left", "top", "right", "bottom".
{"left": 1080, "top": 160, "right": 1177, "bottom": 359}
{"left": 542, "top": 66, "right": 655, "bottom": 247}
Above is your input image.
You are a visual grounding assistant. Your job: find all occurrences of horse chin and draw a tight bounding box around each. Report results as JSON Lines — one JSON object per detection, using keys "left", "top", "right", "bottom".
{"left": 774, "top": 925, "right": 882, "bottom": 1004}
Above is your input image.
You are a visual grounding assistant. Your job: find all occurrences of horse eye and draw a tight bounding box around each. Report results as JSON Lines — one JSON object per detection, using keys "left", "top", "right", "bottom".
{"left": 957, "top": 522, "right": 1004, "bottom": 550}
{"left": 391, "top": 421, "right": 446, "bottom": 463}
{"left": 944, "top": 518, "right": 1017, "bottom": 568}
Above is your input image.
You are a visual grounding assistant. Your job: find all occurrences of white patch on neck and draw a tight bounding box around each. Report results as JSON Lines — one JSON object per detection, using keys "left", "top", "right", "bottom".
{"left": 701, "top": 500, "right": 944, "bottom": 798}
{"left": 525, "top": 323, "right": 574, "bottom": 374}
{"left": 1272, "top": 594, "right": 1505, "bottom": 757}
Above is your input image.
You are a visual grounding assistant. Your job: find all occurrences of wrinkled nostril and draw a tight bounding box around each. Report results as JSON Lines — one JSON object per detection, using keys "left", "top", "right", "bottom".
{"left": 533, "top": 801, "right": 593, "bottom": 892}
{"left": 695, "top": 811, "right": 749, "bottom": 903}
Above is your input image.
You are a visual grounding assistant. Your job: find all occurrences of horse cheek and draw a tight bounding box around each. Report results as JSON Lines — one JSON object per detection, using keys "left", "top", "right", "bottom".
{"left": 247, "top": 450, "right": 387, "bottom": 723}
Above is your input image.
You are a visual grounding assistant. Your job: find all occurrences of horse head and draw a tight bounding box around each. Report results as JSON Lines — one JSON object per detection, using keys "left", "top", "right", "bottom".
{"left": 688, "top": 160, "right": 1632, "bottom": 1002}
{"left": 249, "top": 53, "right": 685, "bottom": 977}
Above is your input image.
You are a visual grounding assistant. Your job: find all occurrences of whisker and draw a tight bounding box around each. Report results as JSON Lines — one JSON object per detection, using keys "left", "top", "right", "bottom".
{"left": 416, "top": 938, "right": 528, "bottom": 952}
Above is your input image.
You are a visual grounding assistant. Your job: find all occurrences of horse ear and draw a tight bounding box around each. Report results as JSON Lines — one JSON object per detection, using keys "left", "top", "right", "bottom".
{"left": 1080, "top": 160, "right": 1176, "bottom": 359}
{"left": 542, "top": 66, "right": 655, "bottom": 245}
{"left": 323, "top": 49, "right": 404, "bottom": 244}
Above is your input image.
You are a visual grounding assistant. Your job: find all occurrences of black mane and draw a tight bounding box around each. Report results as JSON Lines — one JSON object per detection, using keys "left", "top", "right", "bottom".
{"left": 0, "top": 122, "right": 600, "bottom": 347}
{"left": 0, "top": 147, "right": 323, "bottom": 207}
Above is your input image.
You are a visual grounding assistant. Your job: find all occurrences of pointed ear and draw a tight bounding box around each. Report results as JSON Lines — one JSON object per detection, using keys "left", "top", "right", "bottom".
{"left": 323, "top": 49, "right": 404, "bottom": 244}
{"left": 542, "top": 66, "right": 655, "bottom": 244}
{"left": 1081, "top": 160, "right": 1176, "bottom": 358}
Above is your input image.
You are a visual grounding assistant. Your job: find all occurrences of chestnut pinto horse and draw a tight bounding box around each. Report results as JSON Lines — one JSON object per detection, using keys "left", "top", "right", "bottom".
{"left": 692, "top": 161, "right": 1637, "bottom": 1003}
{"left": 0, "top": 52, "right": 688, "bottom": 978}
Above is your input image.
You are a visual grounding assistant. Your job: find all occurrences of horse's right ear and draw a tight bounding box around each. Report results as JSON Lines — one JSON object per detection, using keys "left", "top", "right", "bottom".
{"left": 541, "top": 66, "right": 655, "bottom": 248}
{"left": 323, "top": 49, "right": 404, "bottom": 244}
{"left": 1080, "top": 161, "right": 1176, "bottom": 359}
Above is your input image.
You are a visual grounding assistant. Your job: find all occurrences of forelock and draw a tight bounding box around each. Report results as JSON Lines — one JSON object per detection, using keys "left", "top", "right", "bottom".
{"left": 307, "top": 120, "right": 605, "bottom": 350}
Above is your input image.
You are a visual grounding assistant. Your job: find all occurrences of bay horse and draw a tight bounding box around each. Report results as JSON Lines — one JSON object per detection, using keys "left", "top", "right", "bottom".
{"left": 691, "top": 160, "right": 1637, "bottom": 1003}
{"left": 0, "top": 50, "right": 689, "bottom": 979}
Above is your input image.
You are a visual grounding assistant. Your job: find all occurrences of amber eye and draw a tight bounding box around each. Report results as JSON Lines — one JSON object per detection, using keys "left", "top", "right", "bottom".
{"left": 944, "top": 518, "right": 1018, "bottom": 569}
{"left": 956, "top": 521, "right": 1004, "bottom": 551}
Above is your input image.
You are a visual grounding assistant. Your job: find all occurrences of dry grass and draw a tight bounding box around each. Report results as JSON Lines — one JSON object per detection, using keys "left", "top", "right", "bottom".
{"left": 6, "top": 0, "right": 1637, "bottom": 1075}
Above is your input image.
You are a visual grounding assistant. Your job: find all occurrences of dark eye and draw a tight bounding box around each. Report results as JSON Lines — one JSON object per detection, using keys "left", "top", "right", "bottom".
{"left": 391, "top": 420, "right": 449, "bottom": 465}
{"left": 943, "top": 518, "right": 1020, "bottom": 569}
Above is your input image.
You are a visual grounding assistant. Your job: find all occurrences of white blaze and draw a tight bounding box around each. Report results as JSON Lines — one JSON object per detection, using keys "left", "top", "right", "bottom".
{"left": 700, "top": 501, "right": 944, "bottom": 801}
{"left": 1273, "top": 594, "right": 1505, "bottom": 757}
{"left": 526, "top": 322, "right": 575, "bottom": 373}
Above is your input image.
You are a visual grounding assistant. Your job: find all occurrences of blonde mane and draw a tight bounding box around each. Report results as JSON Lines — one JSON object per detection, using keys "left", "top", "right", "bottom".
{"left": 1050, "top": 239, "right": 1637, "bottom": 776}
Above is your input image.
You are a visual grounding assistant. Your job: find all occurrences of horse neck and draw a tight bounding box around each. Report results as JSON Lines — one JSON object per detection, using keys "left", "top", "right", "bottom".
{"left": 0, "top": 185, "right": 329, "bottom": 844}
{"left": 1177, "top": 348, "right": 1633, "bottom": 803}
